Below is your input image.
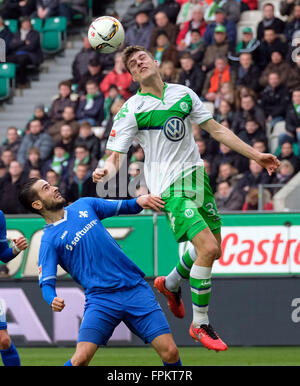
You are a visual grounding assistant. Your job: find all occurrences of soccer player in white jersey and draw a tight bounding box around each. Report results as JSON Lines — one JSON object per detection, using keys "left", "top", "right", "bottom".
{"left": 92, "top": 45, "right": 280, "bottom": 351}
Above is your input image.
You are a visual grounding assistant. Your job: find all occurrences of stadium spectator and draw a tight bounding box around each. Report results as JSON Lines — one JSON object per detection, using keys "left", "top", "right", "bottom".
{"left": 176, "top": 5, "right": 206, "bottom": 48}
{"left": 202, "top": 56, "right": 236, "bottom": 102}
{"left": 203, "top": 7, "right": 236, "bottom": 46}
{"left": 100, "top": 53, "right": 133, "bottom": 100}
{"left": 277, "top": 141, "right": 300, "bottom": 173}
{"left": 242, "top": 188, "right": 274, "bottom": 211}
{"left": 260, "top": 72, "right": 290, "bottom": 129}
{"left": 178, "top": 52, "right": 205, "bottom": 96}
{"left": 160, "top": 60, "right": 181, "bottom": 83}
{"left": 154, "top": 0, "right": 180, "bottom": 25}
{"left": 121, "top": 0, "right": 154, "bottom": 29}
{"left": 42, "top": 144, "right": 70, "bottom": 181}
{"left": 240, "top": 0, "right": 257, "bottom": 11}
{"left": 59, "top": 0, "right": 87, "bottom": 24}
{"left": 26, "top": 104, "right": 52, "bottom": 132}
{"left": 232, "top": 94, "right": 265, "bottom": 134}
{"left": 180, "top": 28, "right": 205, "bottom": 64}
{"left": 195, "top": 138, "right": 213, "bottom": 162}
{"left": 211, "top": 142, "right": 249, "bottom": 178}
{"left": 55, "top": 124, "right": 76, "bottom": 157}
{"left": 234, "top": 85, "right": 257, "bottom": 110}
{"left": 150, "top": 30, "right": 178, "bottom": 66}
{"left": 238, "top": 117, "right": 267, "bottom": 146}
{"left": 71, "top": 36, "right": 101, "bottom": 85}
{"left": 124, "top": 10, "right": 155, "bottom": 50}
{"left": 176, "top": 0, "right": 206, "bottom": 25}
{"left": 0, "top": 127, "right": 21, "bottom": 157}
{"left": 102, "top": 84, "right": 123, "bottom": 126}
{"left": 213, "top": 99, "right": 234, "bottom": 125}
{"left": 65, "top": 163, "right": 97, "bottom": 203}
{"left": 273, "top": 160, "right": 295, "bottom": 190}
{"left": 23, "top": 146, "right": 43, "bottom": 177}
{"left": 33, "top": 0, "right": 60, "bottom": 19}
{"left": 257, "top": 28, "right": 288, "bottom": 70}
{"left": 6, "top": 17, "right": 43, "bottom": 87}
{"left": 76, "top": 57, "right": 105, "bottom": 96}
{"left": 216, "top": 161, "right": 241, "bottom": 188}
{"left": 258, "top": 50, "right": 294, "bottom": 89}
{"left": 0, "top": 0, "right": 36, "bottom": 19}
{"left": 0, "top": 161, "right": 7, "bottom": 193}
{"left": 277, "top": 89, "right": 300, "bottom": 148}
{"left": 74, "top": 121, "right": 101, "bottom": 160}
{"left": 236, "top": 159, "right": 273, "bottom": 196}
{"left": 28, "top": 167, "right": 42, "bottom": 179}
{"left": 17, "top": 119, "right": 54, "bottom": 166}
{"left": 284, "top": 3, "right": 300, "bottom": 41}
{"left": 218, "top": 0, "right": 241, "bottom": 23}
{"left": 202, "top": 24, "right": 231, "bottom": 72}
{"left": 256, "top": 2, "right": 286, "bottom": 41}
{"left": 213, "top": 81, "right": 235, "bottom": 108}
{"left": 252, "top": 138, "right": 269, "bottom": 153}
{"left": 232, "top": 52, "right": 261, "bottom": 92}
{"left": 67, "top": 144, "right": 99, "bottom": 183}
{"left": 233, "top": 27, "right": 260, "bottom": 62}
{"left": 0, "top": 16, "right": 13, "bottom": 55}
{"left": 47, "top": 105, "right": 80, "bottom": 144}
{"left": 214, "top": 180, "right": 244, "bottom": 211}
{"left": 280, "top": 0, "right": 299, "bottom": 17}
{"left": 1, "top": 149, "right": 15, "bottom": 168}
{"left": 149, "top": 10, "right": 178, "bottom": 51}
{"left": 0, "top": 160, "right": 27, "bottom": 214}
{"left": 48, "top": 80, "right": 79, "bottom": 123}
{"left": 76, "top": 80, "right": 104, "bottom": 126}
{"left": 130, "top": 144, "right": 145, "bottom": 163}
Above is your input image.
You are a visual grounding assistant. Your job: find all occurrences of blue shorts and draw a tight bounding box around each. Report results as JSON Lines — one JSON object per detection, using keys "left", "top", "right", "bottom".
{"left": 78, "top": 280, "right": 171, "bottom": 346}
{"left": 0, "top": 300, "right": 7, "bottom": 330}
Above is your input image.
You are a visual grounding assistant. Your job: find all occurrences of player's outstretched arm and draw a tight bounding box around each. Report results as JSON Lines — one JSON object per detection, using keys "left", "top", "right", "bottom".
{"left": 92, "top": 151, "right": 127, "bottom": 183}
{"left": 12, "top": 236, "right": 28, "bottom": 256}
{"left": 137, "top": 194, "right": 165, "bottom": 212}
{"left": 201, "top": 119, "right": 280, "bottom": 175}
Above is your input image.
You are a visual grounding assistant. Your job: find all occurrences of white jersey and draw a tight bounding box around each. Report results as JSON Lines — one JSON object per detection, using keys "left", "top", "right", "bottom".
{"left": 106, "top": 83, "right": 212, "bottom": 195}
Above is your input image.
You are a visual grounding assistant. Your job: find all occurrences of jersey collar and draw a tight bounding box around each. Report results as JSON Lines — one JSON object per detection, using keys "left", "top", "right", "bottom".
{"left": 137, "top": 82, "right": 168, "bottom": 102}
{"left": 44, "top": 209, "right": 68, "bottom": 228}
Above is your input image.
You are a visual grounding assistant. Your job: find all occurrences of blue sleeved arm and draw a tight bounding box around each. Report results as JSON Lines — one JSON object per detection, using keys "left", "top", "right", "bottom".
{"left": 82, "top": 197, "right": 143, "bottom": 220}
{"left": 41, "top": 279, "right": 57, "bottom": 307}
{"left": 0, "top": 211, "right": 15, "bottom": 263}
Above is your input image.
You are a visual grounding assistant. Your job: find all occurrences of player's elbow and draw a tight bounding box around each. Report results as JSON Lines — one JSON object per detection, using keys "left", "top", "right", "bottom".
{"left": 0, "top": 333, "right": 11, "bottom": 350}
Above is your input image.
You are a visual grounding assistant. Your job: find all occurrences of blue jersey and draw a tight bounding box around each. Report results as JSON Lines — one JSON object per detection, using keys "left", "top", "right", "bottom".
{"left": 0, "top": 210, "right": 14, "bottom": 263}
{"left": 38, "top": 197, "right": 145, "bottom": 296}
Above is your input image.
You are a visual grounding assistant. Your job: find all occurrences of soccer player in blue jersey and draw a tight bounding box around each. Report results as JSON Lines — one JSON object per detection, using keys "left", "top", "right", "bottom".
{"left": 19, "top": 178, "right": 182, "bottom": 366}
{"left": 0, "top": 210, "right": 28, "bottom": 366}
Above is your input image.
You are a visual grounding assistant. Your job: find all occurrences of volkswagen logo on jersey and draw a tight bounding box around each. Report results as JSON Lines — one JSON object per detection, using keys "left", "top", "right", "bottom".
{"left": 163, "top": 116, "right": 185, "bottom": 142}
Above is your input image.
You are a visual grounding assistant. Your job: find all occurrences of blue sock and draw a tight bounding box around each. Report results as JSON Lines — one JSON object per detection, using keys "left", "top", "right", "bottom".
{"left": 163, "top": 358, "right": 182, "bottom": 366}
{"left": 64, "top": 359, "right": 73, "bottom": 366}
{"left": 0, "top": 342, "right": 21, "bottom": 366}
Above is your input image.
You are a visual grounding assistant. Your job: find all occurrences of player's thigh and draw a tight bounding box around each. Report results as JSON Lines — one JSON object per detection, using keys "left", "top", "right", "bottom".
{"left": 123, "top": 283, "right": 171, "bottom": 344}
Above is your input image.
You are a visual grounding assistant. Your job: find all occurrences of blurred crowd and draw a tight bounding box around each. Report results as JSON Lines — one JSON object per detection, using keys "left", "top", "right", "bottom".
{"left": 0, "top": 0, "right": 300, "bottom": 214}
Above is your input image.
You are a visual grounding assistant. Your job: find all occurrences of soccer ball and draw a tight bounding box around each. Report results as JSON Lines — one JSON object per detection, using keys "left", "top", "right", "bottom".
{"left": 88, "top": 16, "right": 125, "bottom": 54}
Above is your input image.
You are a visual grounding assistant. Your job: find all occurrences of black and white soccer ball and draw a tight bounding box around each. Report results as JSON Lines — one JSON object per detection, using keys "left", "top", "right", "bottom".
{"left": 88, "top": 16, "right": 125, "bottom": 53}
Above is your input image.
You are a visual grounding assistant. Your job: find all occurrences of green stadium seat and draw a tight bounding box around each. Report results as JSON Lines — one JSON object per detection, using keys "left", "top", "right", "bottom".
{"left": 0, "top": 62, "right": 16, "bottom": 101}
{"left": 31, "top": 17, "right": 43, "bottom": 33}
{"left": 4, "top": 19, "right": 18, "bottom": 34}
{"left": 41, "top": 17, "right": 67, "bottom": 54}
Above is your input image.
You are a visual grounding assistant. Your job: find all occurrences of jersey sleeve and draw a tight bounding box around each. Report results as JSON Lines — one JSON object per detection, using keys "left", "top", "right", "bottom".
{"left": 0, "top": 211, "right": 14, "bottom": 263}
{"left": 106, "top": 100, "right": 138, "bottom": 154}
{"left": 188, "top": 88, "right": 213, "bottom": 125}
{"left": 38, "top": 239, "right": 58, "bottom": 288}
{"left": 81, "top": 197, "right": 143, "bottom": 220}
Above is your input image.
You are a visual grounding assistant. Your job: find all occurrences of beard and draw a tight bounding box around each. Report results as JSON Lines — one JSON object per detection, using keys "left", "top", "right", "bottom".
{"left": 42, "top": 197, "right": 67, "bottom": 211}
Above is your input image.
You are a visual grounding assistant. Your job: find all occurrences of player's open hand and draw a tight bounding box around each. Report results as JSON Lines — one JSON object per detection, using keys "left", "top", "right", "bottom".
{"left": 92, "top": 168, "right": 108, "bottom": 183}
{"left": 13, "top": 236, "right": 28, "bottom": 253}
{"left": 256, "top": 153, "right": 280, "bottom": 176}
{"left": 51, "top": 297, "right": 65, "bottom": 312}
{"left": 137, "top": 194, "right": 165, "bottom": 212}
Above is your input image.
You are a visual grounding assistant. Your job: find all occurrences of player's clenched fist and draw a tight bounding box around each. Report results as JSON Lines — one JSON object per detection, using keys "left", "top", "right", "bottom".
{"left": 12, "top": 236, "right": 28, "bottom": 255}
{"left": 92, "top": 168, "right": 108, "bottom": 183}
{"left": 51, "top": 297, "right": 65, "bottom": 312}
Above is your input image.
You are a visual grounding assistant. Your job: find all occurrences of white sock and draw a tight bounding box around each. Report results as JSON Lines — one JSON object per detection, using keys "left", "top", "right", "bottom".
{"left": 190, "top": 265, "right": 212, "bottom": 327}
{"left": 165, "top": 268, "right": 183, "bottom": 292}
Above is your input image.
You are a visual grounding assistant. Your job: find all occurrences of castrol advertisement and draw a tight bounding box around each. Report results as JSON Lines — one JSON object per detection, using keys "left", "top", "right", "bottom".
{"left": 213, "top": 226, "right": 300, "bottom": 275}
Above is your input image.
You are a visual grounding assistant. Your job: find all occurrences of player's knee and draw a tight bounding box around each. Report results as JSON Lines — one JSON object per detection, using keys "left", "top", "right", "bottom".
{"left": 204, "top": 242, "right": 220, "bottom": 262}
{"left": 71, "top": 351, "right": 91, "bottom": 366}
{"left": 0, "top": 334, "right": 11, "bottom": 350}
{"left": 215, "top": 244, "right": 222, "bottom": 260}
{"left": 160, "top": 343, "right": 179, "bottom": 364}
